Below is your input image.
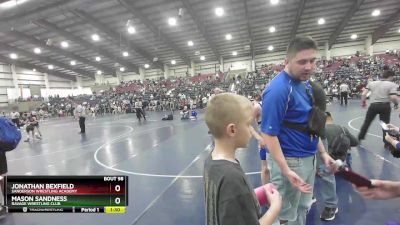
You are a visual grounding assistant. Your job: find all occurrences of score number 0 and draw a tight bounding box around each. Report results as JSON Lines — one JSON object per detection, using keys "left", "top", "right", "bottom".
{"left": 113, "top": 184, "right": 122, "bottom": 205}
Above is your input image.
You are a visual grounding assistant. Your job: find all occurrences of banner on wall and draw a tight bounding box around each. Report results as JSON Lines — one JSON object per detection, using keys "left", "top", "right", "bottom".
{"left": 7, "top": 88, "right": 31, "bottom": 101}
{"left": 30, "top": 85, "right": 41, "bottom": 96}
{"left": 40, "top": 88, "right": 92, "bottom": 98}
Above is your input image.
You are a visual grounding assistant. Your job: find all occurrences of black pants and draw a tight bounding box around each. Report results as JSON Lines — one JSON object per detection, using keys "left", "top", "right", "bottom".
{"left": 340, "top": 92, "right": 348, "bottom": 105}
{"left": 79, "top": 117, "right": 86, "bottom": 133}
{"left": 358, "top": 102, "right": 391, "bottom": 144}
{"left": 135, "top": 108, "right": 146, "bottom": 121}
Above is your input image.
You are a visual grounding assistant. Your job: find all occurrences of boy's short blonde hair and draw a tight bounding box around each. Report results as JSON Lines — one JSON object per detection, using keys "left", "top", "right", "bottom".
{"left": 205, "top": 93, "right": 253, "bottom": 138}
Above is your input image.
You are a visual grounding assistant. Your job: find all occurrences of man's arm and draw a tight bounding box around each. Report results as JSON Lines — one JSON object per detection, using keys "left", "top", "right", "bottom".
{"left": 361, "top": 88, "right": 369, "bottom": 103}
{"left": 250, "top": 126, "right": 263, "bottom": 143}
{"left": 317, "top": 137, "right": 337, "bottom": 172}
{"left": 262, "top": 134, "right": 290, "bottom": 174}
{"left": 389, "top": 84, "right": 398, "bottom": 105}
{"left": 356, "top": 180, "right": 400, "bottom": 200}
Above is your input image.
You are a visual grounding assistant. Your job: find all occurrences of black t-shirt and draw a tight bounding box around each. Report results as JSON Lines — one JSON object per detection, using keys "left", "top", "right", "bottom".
{"left": 203, "top": 153, "right": 261, "bottom": 225}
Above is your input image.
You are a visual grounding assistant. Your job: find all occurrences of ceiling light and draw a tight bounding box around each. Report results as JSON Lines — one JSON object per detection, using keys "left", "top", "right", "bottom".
{"left": 60, "top": 41, "right": 69, "bottom": 48}
{"left": 33, "top": 47, "right": 41, "bottom": 54}
{"left": 127, "top": 26, "right": 136, "bottom": 34}
{"left": 96, "top": 70, "right": 102, "bottom": 75}
{"left": 225, "top": 34, "right": 232, "bottom": 40}
{"left": 168, "top": 17, "right": 177, "bottom": 26}
{"left": 269, "top": 26, "right": 276, "bottom": 33}
{"left": 171, "top": 60, "right": 176, "bottom": 65}
{"left": 200, "top": 56, "right": 205, "bottom": 61}
{"left": 144, "top": 64, "right": 150, "bottom": 69}
{"left": 188, "top": 41, "right": 194, "bottom": 46}
{"left": 232, "top": 51, "right": 237, "bottom": 56}
{"left": 351, "top": 34, "right": 358, "bottom": 40}
{"left": 119, "top": 67, "right": 125, "bottom": 72}
{"left": 32, "top": 68, "right": 36, "bottom": 72}
{"left": 48, "top": 65, "right": 54, "bottom": 70}
{"left": 372, "top": 9, "right": 380, "bottom": 17}
{"left": 398, "top": 28, "right": 400, "bottom": 33}
{"left": 318, "top": 18, "right": 325, "bottom": 25}
{"left": 95, "top": 56, "right": 101, "bottom": 61}
{"left": 122, "top": 51, "right": 129, "bottom": 57}
{"left": 270, "top": 0, "right": 279, "bottom": 5}
{"left": 70, "top": 61, "right": 76, "bottom": 66}
{"left": 268, "top": 45, "right": 274, "bottom": 51}
{"left": 215, "top": 7, "right": 224, "bottom": 17}
{"left": 91, "top": 34, "right": 100, "bottom": 41}
{"left": 0, "top": 0, "right": 29, "bottom": 8}
{"left": 9, "top": 53, "right": 18, "bottom": 59}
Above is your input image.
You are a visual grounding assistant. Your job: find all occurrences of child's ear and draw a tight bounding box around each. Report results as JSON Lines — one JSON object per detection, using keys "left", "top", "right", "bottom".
{"left": 226, "top": 123, "right": 236, "bottom": 137}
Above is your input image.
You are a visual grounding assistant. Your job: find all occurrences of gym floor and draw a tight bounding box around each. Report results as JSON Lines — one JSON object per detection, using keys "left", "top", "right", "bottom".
{"left": 1, "top": 99, "right": 400, "bottom": 225}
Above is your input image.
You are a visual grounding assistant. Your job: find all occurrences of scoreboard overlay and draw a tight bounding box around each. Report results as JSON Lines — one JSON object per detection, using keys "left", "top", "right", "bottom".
{"left": 4, "top": 176, "right": 128, "bottom": 214}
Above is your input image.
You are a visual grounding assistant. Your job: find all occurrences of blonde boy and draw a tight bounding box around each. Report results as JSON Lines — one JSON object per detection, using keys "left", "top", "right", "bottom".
{"left": 203, "top": 93, "right": 281, "bottom": 225}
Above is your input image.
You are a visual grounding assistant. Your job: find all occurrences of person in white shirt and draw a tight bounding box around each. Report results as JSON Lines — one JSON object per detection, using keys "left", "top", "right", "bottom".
{"left": 339, "top": 82, "right": 350, "bottom": 106}
{"left": 74, "top": 103, "right": 86, "bottom": 134}
{"left": 135, "top": 99, "right": 146, "bottom": 122}
{"left": 10, "top": 110, "right": 20, "bottom": 128}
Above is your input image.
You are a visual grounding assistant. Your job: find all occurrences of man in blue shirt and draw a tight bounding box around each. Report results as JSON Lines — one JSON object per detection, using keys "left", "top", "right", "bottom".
{"left": 261, "top": 36, "right": 337, "bottom": 225}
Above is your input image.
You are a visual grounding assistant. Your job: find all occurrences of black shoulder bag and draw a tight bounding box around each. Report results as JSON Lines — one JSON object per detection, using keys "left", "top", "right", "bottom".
{"left": 283, "top": 83, "right": 327, "bottom": 137}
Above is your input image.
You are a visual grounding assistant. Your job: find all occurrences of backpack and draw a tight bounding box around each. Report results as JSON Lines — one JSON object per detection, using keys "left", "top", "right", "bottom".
{"left": 0, "top": 117, "right": 22, "bottom": 152}
{"left": 329, "top": 126, "right": 351, "bottom": 160}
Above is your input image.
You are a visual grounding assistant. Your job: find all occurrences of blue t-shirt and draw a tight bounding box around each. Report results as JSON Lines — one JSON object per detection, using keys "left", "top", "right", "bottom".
{"left": 261, "top": 70, "right": 318, "bottom": 157}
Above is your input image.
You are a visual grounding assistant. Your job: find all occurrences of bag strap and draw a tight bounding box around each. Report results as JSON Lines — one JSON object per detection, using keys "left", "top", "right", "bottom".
{"left": 340, "top": 126, "right": 346, "bottom": 135}
{"left": 282, "top": 121, "right": 309, "bottom": 133}
{"left": 282, "top": 82, "right": 313, "bottom": 134}
{"left": 303, "top": 82, "right": 315, "bottom": 105}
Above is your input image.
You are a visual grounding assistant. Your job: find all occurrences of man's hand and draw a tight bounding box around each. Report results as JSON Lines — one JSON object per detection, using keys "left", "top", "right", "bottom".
{"left": 320, "top": 152, "right": 338, "bottom": 173}
{"left": 355, "top": 180, "right": 400, "bottom": 200}
{"left": 259, "top": 139, "right": 268, "bottom": 149}
{"left": 387, "top": 124, "right": 400, "bottom": 132}
{"left": 283, "top": 170, "right": 312, "bottom": 193}
{"left": 362, "top": 100, "right": 366, "bottom": 108}
{"left": 385, "top": 134, "right": 396, "bottom": 145}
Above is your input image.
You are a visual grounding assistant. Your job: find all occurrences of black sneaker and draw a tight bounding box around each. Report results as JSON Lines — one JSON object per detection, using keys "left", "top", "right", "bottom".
{"left": 320, "top": 207, "right": 338, "bottom": 221}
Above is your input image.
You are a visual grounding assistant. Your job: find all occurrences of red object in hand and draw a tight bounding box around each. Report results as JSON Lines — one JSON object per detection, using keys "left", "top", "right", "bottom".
{"left": 362, "top": 100, "right": 366, "bottom": 108}
{"left": 254, "top": 183, "right": 276, "bottom": 206}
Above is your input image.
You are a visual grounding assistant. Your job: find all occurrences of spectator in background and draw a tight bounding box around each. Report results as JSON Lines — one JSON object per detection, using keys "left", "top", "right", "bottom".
{"left": 10, "top": 109, "right": 20, "bottom": 128}
{"left": 358, "top": 70, "right": 398, "bottom": 147}
{"left": 75, "top": 103, "right": 86, "bottom": 134}
{"left": 339, "top": 82, "right": 350, "bottom": 106}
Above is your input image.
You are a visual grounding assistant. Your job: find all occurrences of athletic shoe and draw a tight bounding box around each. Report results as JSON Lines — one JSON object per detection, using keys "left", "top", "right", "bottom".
{"left": 320, "top": 207, "right": 338, "bottom": 221}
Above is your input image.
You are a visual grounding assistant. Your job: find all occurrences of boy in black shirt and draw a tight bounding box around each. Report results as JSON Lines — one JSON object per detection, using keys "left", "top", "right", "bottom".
{"left": 203, "top": 93, "right": 282, "bottom": 225}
